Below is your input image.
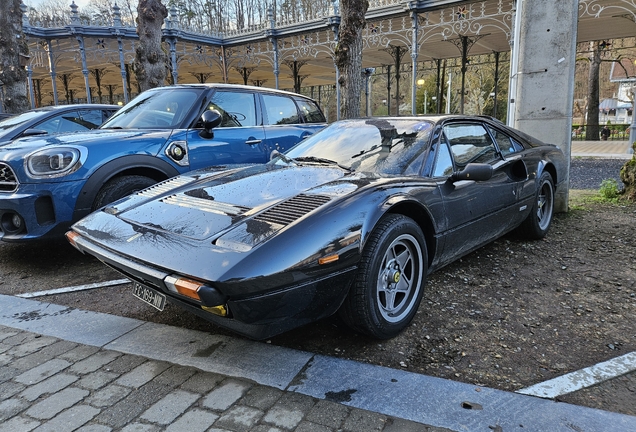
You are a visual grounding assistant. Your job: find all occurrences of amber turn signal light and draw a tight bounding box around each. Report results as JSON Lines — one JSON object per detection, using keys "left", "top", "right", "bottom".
{"left": 318, "top": 254, "right": 339, "bottom": 265}
{"left": 164, "top": 275, "right": 202, "bottom": 301}
{"left": 66, "top": 231, "right": 80, "bottom": 249}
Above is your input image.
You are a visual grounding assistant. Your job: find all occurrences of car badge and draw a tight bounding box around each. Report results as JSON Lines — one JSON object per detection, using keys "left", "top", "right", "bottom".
{"left": 393, "top": 271, "right": 401, "bottom": 283}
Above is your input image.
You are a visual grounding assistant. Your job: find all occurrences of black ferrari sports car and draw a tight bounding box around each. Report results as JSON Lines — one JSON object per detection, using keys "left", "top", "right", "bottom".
{"left": 67, "top": 116, "right": 567, "bottom": 340}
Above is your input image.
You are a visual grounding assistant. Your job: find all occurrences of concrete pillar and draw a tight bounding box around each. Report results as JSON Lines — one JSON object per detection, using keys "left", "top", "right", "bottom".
{"left": 512, "top": 0, "right": 579, "bottom": 212}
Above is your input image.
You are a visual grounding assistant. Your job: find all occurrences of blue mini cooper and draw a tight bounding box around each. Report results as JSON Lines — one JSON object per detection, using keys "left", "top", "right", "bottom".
{"left": 0, "top": 84, "right": 326, "bottom": 241}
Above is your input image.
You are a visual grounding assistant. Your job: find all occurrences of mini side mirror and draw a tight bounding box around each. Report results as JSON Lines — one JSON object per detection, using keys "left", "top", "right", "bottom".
{"left": 450, "top": 163, "right": 493, "bottom": 182}
{"left": 199, "top": 110, "right": 222, "bottom": 139}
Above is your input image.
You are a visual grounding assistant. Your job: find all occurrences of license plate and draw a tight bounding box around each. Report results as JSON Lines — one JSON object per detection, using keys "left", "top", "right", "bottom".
{"left": 132, "top": 282, "right": 166, "bottom": 311}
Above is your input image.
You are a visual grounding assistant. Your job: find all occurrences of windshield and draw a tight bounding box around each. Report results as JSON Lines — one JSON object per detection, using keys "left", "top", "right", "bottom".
{"left": 282, "top": 118, "right": 434, "bottom": 175}
{"left": 101, "top": 87, "right": 204, "bottom": 129}
{"left": 0, "top": 109, "right": 54, "bottom": 137}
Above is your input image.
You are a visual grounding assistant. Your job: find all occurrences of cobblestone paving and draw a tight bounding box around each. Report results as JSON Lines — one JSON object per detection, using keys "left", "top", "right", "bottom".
{"left": 0, "top": 326, "right": 449, "bottom": 432}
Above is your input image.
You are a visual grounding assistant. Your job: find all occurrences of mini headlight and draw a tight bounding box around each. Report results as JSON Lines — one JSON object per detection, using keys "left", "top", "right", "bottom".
{"left": 26, "top": 147, "right": 81, "bottom": 178}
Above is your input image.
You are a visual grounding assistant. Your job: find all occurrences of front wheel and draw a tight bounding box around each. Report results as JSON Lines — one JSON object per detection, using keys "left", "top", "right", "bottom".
{"left": 92, "top": 175, "right": 156, "bottom": 211}
{"left": 517, "top": 171, "right": 555, "bottom": 239}
{"left": 339, "top": 214, "right": 427, "bottom": 339}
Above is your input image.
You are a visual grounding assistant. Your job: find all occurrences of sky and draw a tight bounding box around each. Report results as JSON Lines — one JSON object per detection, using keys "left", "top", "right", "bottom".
{"left": 24, "top": 0, "right": 92, "bottom": 9}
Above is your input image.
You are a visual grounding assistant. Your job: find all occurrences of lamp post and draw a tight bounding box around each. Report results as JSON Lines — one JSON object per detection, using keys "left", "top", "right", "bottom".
{"left": 446, "top": 72, "right": 452, "bottom": 114}
{"left": 629, "top": 85, "right": 636, "bottom": 146}
{"left": 417, "top": 78, "right": 425, "bottom": 114}
{"left": 424, "top": 90, "right": 428, "bottom": 114}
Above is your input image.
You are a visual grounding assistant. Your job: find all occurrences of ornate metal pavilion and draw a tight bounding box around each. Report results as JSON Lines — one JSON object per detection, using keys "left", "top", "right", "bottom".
{"left": 13, "top": 0, "right": 636, "bottom": 120}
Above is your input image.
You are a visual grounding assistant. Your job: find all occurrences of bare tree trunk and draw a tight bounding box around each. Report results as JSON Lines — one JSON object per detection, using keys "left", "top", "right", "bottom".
{"left": 585, "top": 41, "right": 601, "bottom": 141}
{"left": 0, "top": 0, "right": 29, "bottom": 113}
{"left": 620, "top": 152, "right": 636, "bottom": 200}
{"left": 134, "top": 0, "right": 168, "bottom": 92}
{"left": 335, "top": 0, "right": 368, "bottom": 119}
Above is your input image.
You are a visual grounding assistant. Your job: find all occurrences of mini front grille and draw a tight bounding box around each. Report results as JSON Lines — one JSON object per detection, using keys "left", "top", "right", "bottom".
{"left": 0, "top": 163, "right": 18, "bottom": 192}
{"left": 254, "top": 194, "right": 331, "bottom": 226}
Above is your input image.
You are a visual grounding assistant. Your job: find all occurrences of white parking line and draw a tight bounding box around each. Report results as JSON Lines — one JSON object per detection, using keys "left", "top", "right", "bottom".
{"left": 517, "top": 351, "right": 636, "bottom": 399}
{"left": 16, "top": 279, "right": 131, "bottom": 298}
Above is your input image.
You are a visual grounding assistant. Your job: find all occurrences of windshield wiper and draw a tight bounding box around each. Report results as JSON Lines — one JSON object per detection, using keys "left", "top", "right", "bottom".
{"left": 350, "top": 137, "right": 409, "bottom": 160}
{"left": 271, "top": 150, "right": 298, "bottom": 166}
{"left": 293, "top": 156, "right": 353, "bottom": 172}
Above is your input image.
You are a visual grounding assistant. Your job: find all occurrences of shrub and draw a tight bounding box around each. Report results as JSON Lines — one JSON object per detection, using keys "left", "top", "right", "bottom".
{"left": 599, "top": 178, "right": 620, "bottom": 201}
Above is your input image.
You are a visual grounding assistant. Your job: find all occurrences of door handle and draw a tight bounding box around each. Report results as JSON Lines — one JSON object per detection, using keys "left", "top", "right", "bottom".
{"left": 245, "top": 139, "right": 262, "bottom": 145}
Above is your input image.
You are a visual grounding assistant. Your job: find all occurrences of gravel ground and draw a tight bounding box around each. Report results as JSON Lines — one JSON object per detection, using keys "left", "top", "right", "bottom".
{"left": 569, "top": 158, "right": 628, "bottom": 190}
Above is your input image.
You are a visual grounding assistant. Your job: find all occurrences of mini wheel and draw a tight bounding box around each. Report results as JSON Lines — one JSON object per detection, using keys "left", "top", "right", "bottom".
{"left": 92, "top": 175, "right": 156, "bottom": 210}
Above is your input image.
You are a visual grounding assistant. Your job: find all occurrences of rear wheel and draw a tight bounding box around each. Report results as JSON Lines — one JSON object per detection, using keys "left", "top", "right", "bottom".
{"left": 518, "top": 171, "right": 554, "bottom": 239}
{"left": 339, "top": 214, "right": 427, "bottom": 339}
{"left": 92, "top": 175, "right": 156, "bottom": 210}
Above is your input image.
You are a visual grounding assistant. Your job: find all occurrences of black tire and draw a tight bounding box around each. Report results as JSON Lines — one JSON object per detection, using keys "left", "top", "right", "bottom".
{"left": 517, "top": 171, "right": 555, "bottom": 239}
{"left": 339, "top": 214, "right": 427, "bottom": 339}
{"left": 92, "top": 175, "right": 156, "bottom": 210}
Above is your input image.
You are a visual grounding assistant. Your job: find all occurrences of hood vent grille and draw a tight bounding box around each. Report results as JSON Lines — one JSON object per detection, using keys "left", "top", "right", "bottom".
{"left": 162, "top": 194, "right": 250, "bottom": 216}
{"left": 254, "top": 194, "right": 331, "bottom": 226}
{"left": 136, "top": 176, "right": 194, "bottom": 199}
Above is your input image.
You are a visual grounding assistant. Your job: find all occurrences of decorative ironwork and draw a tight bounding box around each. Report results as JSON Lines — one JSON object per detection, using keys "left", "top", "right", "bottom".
{"left": 580, "top": 0, "right": 636, "bottom": 21}
{"left": 17, "top": 0, "right": 622, "bottom": 110}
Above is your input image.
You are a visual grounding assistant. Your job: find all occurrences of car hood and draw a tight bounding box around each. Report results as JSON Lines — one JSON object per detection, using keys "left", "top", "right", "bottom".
{"left": 99, "top": 163, "right": 353, "bottom": 242}
{"left": 0, "top": 128, "right": 174, "bottom": 153}
{"left": 71, "top": 163, "right": 382, "bottom": 285}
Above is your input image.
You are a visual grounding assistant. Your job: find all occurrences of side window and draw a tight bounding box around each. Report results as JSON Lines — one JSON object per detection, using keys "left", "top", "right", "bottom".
{"left": 432, "top": 137, "right": 454, "bottom": 177}
{"left": 262, "top": 94, "right": 300, "bottom": 125}
{"left": 487, "top": 126, "right": 519, "bottom": 157}
{"left": 77, "top": 109, "right": 110, "bottom": 129}
{"left": 443, "top": 123, "right": 499, "bottom": 167}
{"left": 295, "top": 98, "right": 325, "bottom": 123}
{"left": 208, "top": 91, "right": 257, "bottom": 127}
{"left": 36, "top": 110, "right": 81, "bottom": 134}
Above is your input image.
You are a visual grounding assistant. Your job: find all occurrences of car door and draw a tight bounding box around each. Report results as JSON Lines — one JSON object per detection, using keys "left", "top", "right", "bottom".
{"left": 185, "top": 89, "right": 268, "bottom": 168}
{"left": 433, "top": 122, "right": 522, "bottom": 263}
{"left": 261, "top": 93, "right": 323, "bottom": 156}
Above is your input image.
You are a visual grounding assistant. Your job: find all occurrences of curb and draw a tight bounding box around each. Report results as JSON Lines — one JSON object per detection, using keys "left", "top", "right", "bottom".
{"left": 2, "top": 294, "right": 635, "bottom": 431}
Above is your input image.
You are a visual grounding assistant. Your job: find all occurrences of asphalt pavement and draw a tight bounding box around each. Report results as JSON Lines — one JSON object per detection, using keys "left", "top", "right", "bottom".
{"left": 1, "top": 141, "right": 635, "bottom": 432}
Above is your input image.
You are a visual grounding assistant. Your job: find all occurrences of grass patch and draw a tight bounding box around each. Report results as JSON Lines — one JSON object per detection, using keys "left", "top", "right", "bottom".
{"left": 568, "top": 189, "right": 598, "bottom": 210}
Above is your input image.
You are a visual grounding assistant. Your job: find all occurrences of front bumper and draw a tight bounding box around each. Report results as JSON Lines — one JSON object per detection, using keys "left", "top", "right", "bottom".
{"left": 69, "top": 231, "right": 356, "bottom": 339}
{"left": 0, "top": 181, "right": 84, "bottom": 241}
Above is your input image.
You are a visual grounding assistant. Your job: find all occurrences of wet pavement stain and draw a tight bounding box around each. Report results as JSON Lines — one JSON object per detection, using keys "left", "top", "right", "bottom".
{"left": 12, "top": 310, "right": 46, "bottom": 322}
{"left": 325, "top": 388, "right": 357, "bottom": 403}
{"left": 193, "top": 341, "right": 224, "bottom": 357}
{"left": 11, "top": 307, "right": 74, "bottom": 322}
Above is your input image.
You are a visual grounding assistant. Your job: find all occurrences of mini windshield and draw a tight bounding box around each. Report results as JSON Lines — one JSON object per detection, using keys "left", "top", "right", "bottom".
{"left": 281, "top": 118, "right": 434, "bottom": 175}
{"left": 101, "top": 88, "right": 204, "bottom": 129}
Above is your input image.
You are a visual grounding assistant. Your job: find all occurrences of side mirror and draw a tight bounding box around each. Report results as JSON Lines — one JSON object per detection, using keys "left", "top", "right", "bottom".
{"left": 199, "top": 110, "right": 222, "bottom": 139}
{"left": 22, "top": 129, "right": 48, "bottom": 137}
{"left": 450, "top": 163, "right": 493, "bottom": 182}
